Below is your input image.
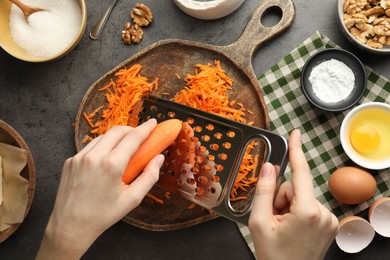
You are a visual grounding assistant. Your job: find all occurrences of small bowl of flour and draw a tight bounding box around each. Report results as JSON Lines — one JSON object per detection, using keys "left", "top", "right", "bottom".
{"left": 0, "top": 0, "right": 86, "bottom": 62}
{"left": 300, "top": 48, "right": 367, "bottom": 112}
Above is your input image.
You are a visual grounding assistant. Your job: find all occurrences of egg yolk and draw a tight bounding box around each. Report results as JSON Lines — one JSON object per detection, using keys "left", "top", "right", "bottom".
{"left": 350, "top": 124, "right": 381, "bottom": 154}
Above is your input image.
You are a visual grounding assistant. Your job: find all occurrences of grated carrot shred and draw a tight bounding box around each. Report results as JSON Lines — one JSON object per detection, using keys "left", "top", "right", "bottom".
{"left": 187, "top": 203, "right": 196, "bottom": 209}
{"left": 146, "top": 193, "right": 164, "bottom": 204}
{"left": 83, "top": 64, "right": 158, "bottom": 140}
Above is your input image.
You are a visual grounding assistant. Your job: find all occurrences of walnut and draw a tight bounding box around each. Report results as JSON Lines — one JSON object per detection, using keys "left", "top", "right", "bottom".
{"left": 381, "top": 0, "right": 390, "bottom": 9}
{"left": 344, "top": 0, "right": 369, "bottom": 14}
{"left": 130, "top": 3, "right": 153, "bottom": 27}
{"left": 364, "top": 6, "right": 385, "bottom": 22}
{"left": 343, "top": 0, "right": 390, "bottom": 48}
{"left": 378, "top": 34, "right": 387, "bottom": 43}
{"left": 121, "top": 22, "right": 144, "bottom": 45}
{"left": 344, "top": 13, "right": 368, "bottom": 28}
{"left": 350, "top": 24, "right": 375, "bottom": 43}
{"left": 367, "top": 37, "right": 384, "bottom": 48}
{"left": 129, "top": 24, "right": 144, "bottom": 43}
{"left": 121, "top": 22, "right": 132, "bottom": 45}
{"left": 373, "top": 17, "right": 390, "bottom": 35}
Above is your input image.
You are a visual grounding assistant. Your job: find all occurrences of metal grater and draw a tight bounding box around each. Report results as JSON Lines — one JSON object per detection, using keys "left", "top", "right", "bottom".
{"left": 134, "top": 95, "right": 288, "bottom": 225}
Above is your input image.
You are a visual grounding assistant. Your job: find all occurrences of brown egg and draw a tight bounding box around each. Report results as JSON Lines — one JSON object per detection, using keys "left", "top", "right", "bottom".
{"left": 328, "top": 166, "right": 376, "bottom": 204}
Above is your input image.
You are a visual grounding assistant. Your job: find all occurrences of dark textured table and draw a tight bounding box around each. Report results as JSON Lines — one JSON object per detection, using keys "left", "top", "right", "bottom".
{"left": 1, "top": 0, "right": 389, "bottom": 259}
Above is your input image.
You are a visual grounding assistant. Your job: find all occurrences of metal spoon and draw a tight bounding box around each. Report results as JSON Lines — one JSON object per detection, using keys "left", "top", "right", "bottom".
{"left": 89, "top": 0, "right": 119, "bottom": 40}
{"left": 9, "top": 0, "right": 45, "bottom": 21}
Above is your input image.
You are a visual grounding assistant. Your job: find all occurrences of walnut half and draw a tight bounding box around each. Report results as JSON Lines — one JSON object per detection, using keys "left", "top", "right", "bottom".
{"left": 131, "top": 3, "right": 153, "bottom": 27}
{"left": 121, "top": 22, "right": 144, "bottom": 45}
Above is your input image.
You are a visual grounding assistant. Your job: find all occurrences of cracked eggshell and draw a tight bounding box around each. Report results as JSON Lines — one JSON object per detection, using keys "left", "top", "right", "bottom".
{"left": 335, "top": 216, "right": 375, "bottom": 253}
{"left": 173, "top": 0, "right": 245, "bottom": 20}
{"left": 368, "top": 197, "right": 390, "bottom": 237}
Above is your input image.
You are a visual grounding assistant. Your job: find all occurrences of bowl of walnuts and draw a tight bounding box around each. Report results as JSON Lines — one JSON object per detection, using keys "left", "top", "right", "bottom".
{"left": 337, "top": 0, "right": 390, "bottom": 55}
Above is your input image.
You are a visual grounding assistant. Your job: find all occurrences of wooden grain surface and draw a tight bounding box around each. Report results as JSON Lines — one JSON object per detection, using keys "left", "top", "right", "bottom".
{"left": 0, "top": 120, "right": 36, "bottom": 243}
{"left": 74, "top": 0, "right": 295, "bottom": 231}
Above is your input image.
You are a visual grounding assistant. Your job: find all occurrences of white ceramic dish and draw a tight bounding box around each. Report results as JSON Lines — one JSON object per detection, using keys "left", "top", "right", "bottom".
{"left": 337, "top": 0, "right": 390, "bottom": 55}
{"left": 340, "top": 102, "right": 390, "bottom": 170}
{"left": 173, "top": 0, "right": 245, "bottom": 20}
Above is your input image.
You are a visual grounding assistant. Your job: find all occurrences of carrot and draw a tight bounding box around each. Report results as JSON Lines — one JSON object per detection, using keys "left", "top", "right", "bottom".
{"left": 122, "top": 119, "right": 182, "bottom": 184}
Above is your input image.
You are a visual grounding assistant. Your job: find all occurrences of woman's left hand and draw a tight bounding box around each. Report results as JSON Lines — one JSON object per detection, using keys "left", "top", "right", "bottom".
{"left": 37, "top": 119, "right": 164, "bottom": 259}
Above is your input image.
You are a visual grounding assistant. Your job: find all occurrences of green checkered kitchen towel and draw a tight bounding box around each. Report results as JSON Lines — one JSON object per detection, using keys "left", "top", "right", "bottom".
{"left": 238, "top": 31, "right": 390, "bottom": 255}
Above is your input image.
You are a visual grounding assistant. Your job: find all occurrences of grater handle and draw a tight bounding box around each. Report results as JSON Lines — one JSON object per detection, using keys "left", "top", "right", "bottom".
{"left": 226, "top": 130, "right": 288, "bottom": 224}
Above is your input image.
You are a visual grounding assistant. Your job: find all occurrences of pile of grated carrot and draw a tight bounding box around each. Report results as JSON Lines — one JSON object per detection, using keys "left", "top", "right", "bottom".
{"left": 82, "top": 64, "right": 158, "bottom": 143}
{"left": 83, "top": 60, "right": 260, "bottom": 204}
{"left": 172, "top": 60, "right": 255, "bottom": 126}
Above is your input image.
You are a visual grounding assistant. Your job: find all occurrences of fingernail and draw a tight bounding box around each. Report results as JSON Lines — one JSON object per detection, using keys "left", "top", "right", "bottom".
{"left": 260, "top": 162, "right": 273, "bottom": 177}
{"left": 156, "top": 154, "right": 165, "bottom": 166}
{"left": 294, "top": 129, "right": 301, "bottom": 140}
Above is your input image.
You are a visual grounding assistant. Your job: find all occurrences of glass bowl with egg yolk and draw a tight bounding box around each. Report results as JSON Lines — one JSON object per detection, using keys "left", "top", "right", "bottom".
{"left": 340, "top": 102, "right": 390, "bottom": 170}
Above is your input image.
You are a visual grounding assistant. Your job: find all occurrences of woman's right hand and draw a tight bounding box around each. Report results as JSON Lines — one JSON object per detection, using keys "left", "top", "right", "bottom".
{"left": 249, "top": 129, "right": 339, "bottom": 260}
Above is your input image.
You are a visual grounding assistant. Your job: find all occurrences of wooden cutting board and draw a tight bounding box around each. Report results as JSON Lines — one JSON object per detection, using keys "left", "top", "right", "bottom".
{"left": 74, "top": 0, "right": 295, "bottom": 231}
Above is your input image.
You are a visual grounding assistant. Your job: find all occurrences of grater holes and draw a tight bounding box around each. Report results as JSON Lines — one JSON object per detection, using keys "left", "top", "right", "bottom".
{"left": 198, "top": 145, "right": 207, "bottom": 153}
{"left": 167, "top": 111, "right": 175, "bottom": 118}
{"left": 201, "top": 135, "right": 210, "bottom": 142}
{"left": 150, "top": 105, "right": 158, "bottom": 112}
{"left": 214, "top": 132, "right": 223, "bottom": 139}
{"left": 193, "top": 126, "right": 202, "bottom": 132}
{"left": 157, "top": 112, "right": 166, "bottom": 120}
{"left": 216, "top": 164, "right": 224, "bottom": 172}
{"left": 208, "top": 186, "right": 217, "bottom": 194}
{"left": 191, "top": 167, "right": 200, "bottom": 174}
{"left": 187, "top": 178, "right": 195, "bottom": 185}
{"left": 197, "top": 176, "right": 208, "bottom": 183}
{"left": 202, "top": 165, "right": 211, "bottom": 173}
{"left": 195, "top": 156, "right": 203, "bottom": 164}
{"left": 218, "top": 153, "right": 227, "bottom": 160}
{"left": 191, "top": 136, "right": 199, "bottom": 142}
{"left": 195, "top": 187, "right": 205, "bottom": 195}
{"left": 210, "top": 143, "right": 219, "bottom": 151}
{"left": 222, "top": 142, "right": 232, "bottom": 149}
{"left": 186, "top": 117, "right": 195, "bottom": 124}
{"left": 226, "top": 130, "right": 236, "bottom": 138}
{"left": 212, "top": 175, "right": 220, "bottom": 182}
{"left": 205, "top": 123, "right": 214, "bottom": 131}
{"left": 208, "top": 154, "right": 215, "bottom": 161}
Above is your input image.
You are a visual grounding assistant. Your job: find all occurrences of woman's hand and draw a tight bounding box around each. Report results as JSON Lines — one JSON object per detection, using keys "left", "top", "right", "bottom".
{"left": 37, "top": 119, "right": 164, "bottom": 260}
{"left": 249, "top": 129, "right": 339, "bottom": 260}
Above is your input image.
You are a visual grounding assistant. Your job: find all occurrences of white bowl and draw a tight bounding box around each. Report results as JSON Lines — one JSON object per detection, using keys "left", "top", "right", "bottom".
{"left": 340, "top": 102, "right": 390, "bottom": 170}
{"left": 337, "top": 0, "right": 390, "bottom": 55}
{"left": 0, "top": 0, "right": 87, "bottom": 62}
{"left": 173, "top": 0, "right": 245, "bottom": 20}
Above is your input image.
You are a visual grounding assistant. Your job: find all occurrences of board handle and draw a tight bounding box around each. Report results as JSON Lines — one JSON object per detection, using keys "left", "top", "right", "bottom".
{"left": 220, "top": 0, "right": 295, "bottom": 73}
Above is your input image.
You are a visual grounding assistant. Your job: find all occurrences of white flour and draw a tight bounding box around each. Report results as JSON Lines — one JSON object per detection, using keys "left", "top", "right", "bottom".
{"left": 308, "top": 59, "right": 355, "bottom": 103}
